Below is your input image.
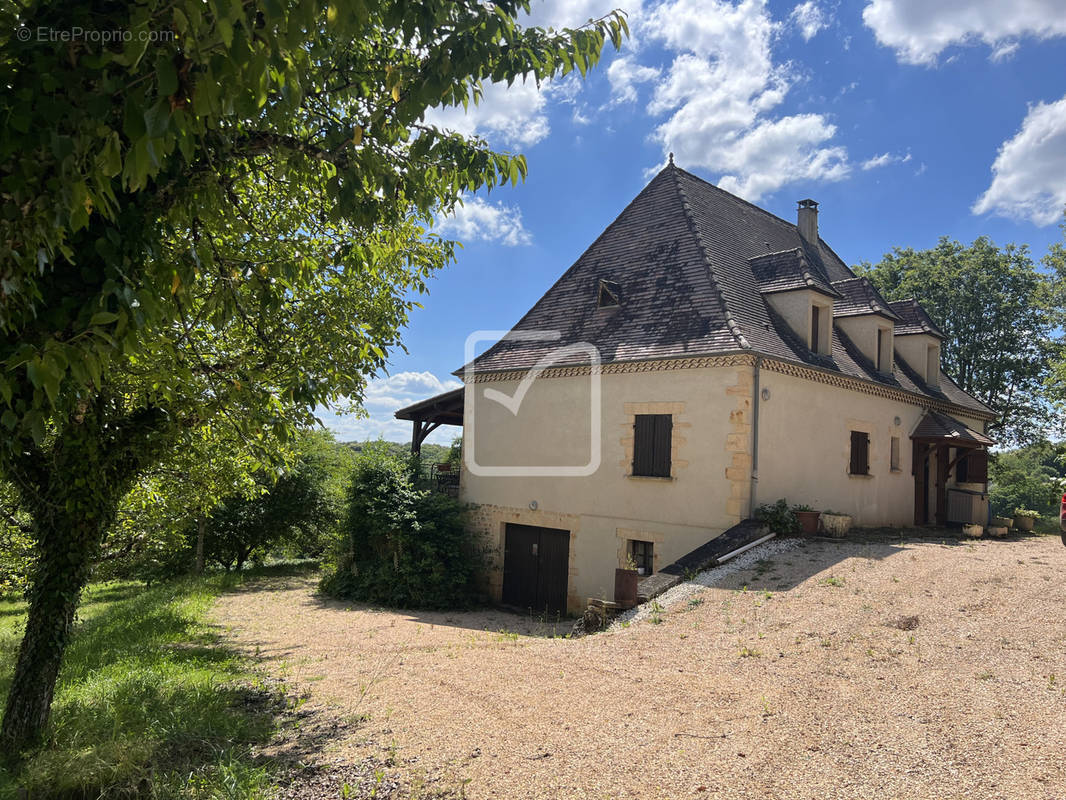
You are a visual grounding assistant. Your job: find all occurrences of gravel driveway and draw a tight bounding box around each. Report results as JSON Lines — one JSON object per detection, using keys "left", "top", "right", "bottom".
{"left": 214, "top": 535, "right": 1066, "bottom": 799}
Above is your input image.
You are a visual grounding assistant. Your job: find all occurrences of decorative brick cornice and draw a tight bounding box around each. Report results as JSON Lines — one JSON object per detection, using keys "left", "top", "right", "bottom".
{"left": 462, "top": 351, "right": 996, "bottom": 422}
{"left": 462, "top": 353, "right": 756, "bottom": 384}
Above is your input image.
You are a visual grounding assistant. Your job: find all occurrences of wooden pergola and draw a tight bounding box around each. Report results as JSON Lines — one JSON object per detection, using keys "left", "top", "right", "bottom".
{"left": 910, "top": 411, "right": 994, "bottom": 526}
{"left": 394, "top": 387, "right": 464, "bottom": 455}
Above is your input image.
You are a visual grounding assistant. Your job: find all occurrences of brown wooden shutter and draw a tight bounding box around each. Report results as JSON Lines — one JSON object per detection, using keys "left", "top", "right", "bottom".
{"left": 850, "top": 431, "right": 869, "bottom": 475}
{"left": 967, "top": 450, "right": 988, "bottom": 483}
{"left": 633, "top": 414, "right": 672, "bottom": 477}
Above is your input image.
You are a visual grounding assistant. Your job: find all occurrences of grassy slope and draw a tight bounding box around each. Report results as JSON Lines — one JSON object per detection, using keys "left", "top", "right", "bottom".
{"left": 0, "top": 573, "right": 290, "bottom": 799}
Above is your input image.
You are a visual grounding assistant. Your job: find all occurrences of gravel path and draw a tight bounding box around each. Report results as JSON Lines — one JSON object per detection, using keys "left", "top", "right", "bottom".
{"left": 214, "top": 536, "right": 1066, "bottom": 799}
{"left": 610, "top": 537, "right": 800, "bottom": 628}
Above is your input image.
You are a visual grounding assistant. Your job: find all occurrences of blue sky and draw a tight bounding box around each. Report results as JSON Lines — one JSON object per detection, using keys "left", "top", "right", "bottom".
{"left": 319, "top": 0, "right": 1066, "bottom": 444}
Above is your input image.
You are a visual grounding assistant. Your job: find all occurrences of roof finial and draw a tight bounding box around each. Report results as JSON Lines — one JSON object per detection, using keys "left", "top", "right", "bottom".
{"left": 668, "top": 152, "right": 674, "bottom": 165}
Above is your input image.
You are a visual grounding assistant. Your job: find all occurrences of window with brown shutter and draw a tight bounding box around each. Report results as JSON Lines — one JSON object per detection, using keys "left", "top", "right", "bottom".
{"left": 633, "top": 414, "right": 672, "bottom": 477}
{"left": 962, "top": 450, "right": 988, "bottom": 483}
{"left": 849, "top": 430, "right": 870, "bottom": 475}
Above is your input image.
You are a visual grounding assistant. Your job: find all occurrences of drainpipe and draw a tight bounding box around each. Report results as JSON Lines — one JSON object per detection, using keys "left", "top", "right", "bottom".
{"left": 749, "top": 356, "right": 762, "bottom": 519}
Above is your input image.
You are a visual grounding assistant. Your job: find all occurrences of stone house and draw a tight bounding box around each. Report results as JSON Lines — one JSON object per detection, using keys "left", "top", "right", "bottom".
{"left": 396, "top": 162, "right": 994, "bottom": 615}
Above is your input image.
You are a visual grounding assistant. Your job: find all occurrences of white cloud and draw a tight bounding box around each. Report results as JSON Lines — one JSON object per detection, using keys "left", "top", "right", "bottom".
{"left": 436, "top": 196, "right": 532, "bottom": 246}
{"left": 607, "top": 57, "right": 661, "bottom": 104}
{"left": 640, "top": 0, "right": 849, "bottom": 201}
{"left": 790, "top": 1, "right": 827, "bottom": 41}
{"left": 423, "top": 79, "right": 549, "bottom": 148}
{"left": 524, "top": 0, "right": 643, "bottom": 31}
{"left": 422, "top": 2, "right": 644, "bottom": 147}
{"left": 317, "top": 372, "right": 463, "bottom": 444}
{"left": 863, "top": 0, "right": 1066, "bottom": 65}
{"left": 972, "top": 95, "right": 1066, "bottom": 226}
{"left": 860, "top": 150, "right": 911, "bottom": 170}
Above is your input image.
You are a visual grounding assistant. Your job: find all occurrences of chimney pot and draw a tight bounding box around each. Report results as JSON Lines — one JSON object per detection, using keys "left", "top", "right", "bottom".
{"left": 797, "top": 198, "right": 818, "bottom": 242}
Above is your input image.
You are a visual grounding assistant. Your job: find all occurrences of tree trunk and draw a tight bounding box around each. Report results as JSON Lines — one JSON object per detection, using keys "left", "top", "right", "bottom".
{"left": 0, "top": 402, "right": 170, "bottom": 755}
{"left": 0, "top": 512, "right": 103, "bottom": 754}
{"left": 195, "top": 516, "right": 206, "bottom": 574}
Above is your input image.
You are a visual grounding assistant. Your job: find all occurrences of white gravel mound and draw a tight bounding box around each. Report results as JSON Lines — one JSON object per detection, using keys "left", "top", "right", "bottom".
{"left": 609, "top": 537, "right": 800, "bottom": 629}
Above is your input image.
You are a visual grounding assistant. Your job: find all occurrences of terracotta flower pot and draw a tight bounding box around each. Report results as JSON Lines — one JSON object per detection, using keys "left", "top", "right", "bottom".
{"left": 1013, "top": 515, "right": 1035, "bottom": 532}
{"left": 962, "top": 523, "right": 984, "bottom": 538}
{"left": 614, "top": 568, "right": 639, "bottom": 609}
{"left": 990, "top": 516, "right": 1013, "bottom": 529}
{"left": 795, "top": 510, "right": 820, "bottom": 535}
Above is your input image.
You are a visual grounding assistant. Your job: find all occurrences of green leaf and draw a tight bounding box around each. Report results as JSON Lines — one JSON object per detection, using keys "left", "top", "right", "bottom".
{"left": 156, "top": 53, "right": 178, "bottom": 97}
{"left": 90, "top": 311, "right": 120, "bottom": 326}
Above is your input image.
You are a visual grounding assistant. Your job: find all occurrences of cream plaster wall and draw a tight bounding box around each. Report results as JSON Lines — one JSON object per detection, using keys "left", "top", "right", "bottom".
{"left": 461, "top": 365, "right": 751, "bottom": 612}
{"left": 895, "top": 333, "right": 940, "bottom": 385}
{"left": 462, "top": 359, "right": 990, "bottom": 614}
{"left": 835, "top": 315, "right": 894, "bottom": 372}
{"left": 764, "top": 290, "right": 833, "bottom": 355}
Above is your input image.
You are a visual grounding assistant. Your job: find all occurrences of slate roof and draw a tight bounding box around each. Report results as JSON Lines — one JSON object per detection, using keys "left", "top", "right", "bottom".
{"left": 890, "top": 299, "right": 946, "bottom": 338}
{"left": 461, "top": 164, "right": 993, "bottom": 419}
{"left": 749, "top": 249, "right": 840, "bottom": 296}
{"left": 831, "top": 277, "right": 901, "bottom": 320}
{"left": 912, "top": 411, "right": 995, "bottom": 446}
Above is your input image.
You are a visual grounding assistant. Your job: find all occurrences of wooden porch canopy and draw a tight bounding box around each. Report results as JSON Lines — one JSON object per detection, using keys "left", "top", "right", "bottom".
{"left": 394, "top": 387, "right": 464, "bottom": 455}
{"left": 910, "top": 411, "right": 995, "bottom": 526}
{"left": 910, "top": 410, "right": 994, "bottom": 449}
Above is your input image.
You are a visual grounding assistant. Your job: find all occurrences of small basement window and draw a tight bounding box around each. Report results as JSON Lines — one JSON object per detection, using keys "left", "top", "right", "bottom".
{"left": 597, "top": 279, "right": 620, "bottom": 308}
{"left": 632, "top": 414, "right": 672, "bottom": 478}
{"left": 629, "top": 540, "right": 654, "bottom": 576}
{"left": 849, "top": 430, "right": 870, "bottom": 476}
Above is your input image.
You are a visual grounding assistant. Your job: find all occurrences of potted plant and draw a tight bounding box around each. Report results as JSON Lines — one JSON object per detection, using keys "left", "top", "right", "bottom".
{"left": 754, "top": 499, "right": 800, "bottom": 535}
{"left": 1013, "top": 508, "right": 1040, "bottom": 532}
{"left": 792, "top": 504, "right": 821, "bottom": 536}
{"left": 990, "top": 514, "right": 1014, "bottom": 529}
{"left": 615, "top": 554, "right": 639, "bottom": 609}
{"left": 819, "top": 510, "right": 853, "bottom": 538}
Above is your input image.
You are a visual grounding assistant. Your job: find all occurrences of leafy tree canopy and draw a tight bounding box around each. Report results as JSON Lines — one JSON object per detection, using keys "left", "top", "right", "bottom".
{"left": 856, "top": 232, "right": 1064, "bottom": 446}
{"left": 0, "top": 0, "right": 626, "bottom": 751}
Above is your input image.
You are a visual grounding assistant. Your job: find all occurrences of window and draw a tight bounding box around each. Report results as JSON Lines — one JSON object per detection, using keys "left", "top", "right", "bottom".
{"left": 890, "top": 436, "right": 901, "bottom": 472}
{"left": 957, "top": 450, "right": 988, "bottom": 483}
{"left": 877, "top": 328, "right": 884, "bottom": 371}
{"left": 926, "top": 344, "right": 939, "bottom": 384}
{"left": 597, "top": 279, "right": 620, "bottom": 308}
{"left": 629, "top": 540, "right": 654, "bottom": 576}
{"left": 849, "top": 430, "right": 870, "bottom": 476}
{"left": 811, "top": 305, "right": 820, "bottom": 353}
{"left": 632, "top": 414, "right": 672, "bottom": 477}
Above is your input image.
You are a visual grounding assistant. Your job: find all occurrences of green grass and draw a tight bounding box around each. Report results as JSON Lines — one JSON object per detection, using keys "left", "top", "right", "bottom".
{"left": 0, "top": 569, "right": 298, "bottom": 799}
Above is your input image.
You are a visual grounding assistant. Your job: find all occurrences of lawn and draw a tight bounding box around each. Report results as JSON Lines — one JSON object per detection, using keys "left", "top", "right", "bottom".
{"left": 0, "top": 568, "right": 302, "bottom": 799}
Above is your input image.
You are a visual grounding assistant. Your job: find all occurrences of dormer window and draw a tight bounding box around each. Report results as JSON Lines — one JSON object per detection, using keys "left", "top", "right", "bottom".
{"left": 811, "top": 305, "right": 820, "bottom": 353}
{"left": 876, "top": 325, "right": 893, "bottom": 373}
{"left": 597, "top": 279, "right": 620, "bottom": 308}
{"left": 926, "top": 344, "right": 939, "bottom": 387}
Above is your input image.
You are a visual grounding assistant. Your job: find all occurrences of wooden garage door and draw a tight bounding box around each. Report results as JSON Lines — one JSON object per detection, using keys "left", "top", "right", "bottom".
{"left": 502, "top": 524, "right": 570, "bottom": 616}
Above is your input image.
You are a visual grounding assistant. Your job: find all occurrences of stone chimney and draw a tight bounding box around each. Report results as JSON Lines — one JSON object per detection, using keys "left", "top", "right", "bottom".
{"left": 797, "top": 198, "right": 818, "bottom": 242}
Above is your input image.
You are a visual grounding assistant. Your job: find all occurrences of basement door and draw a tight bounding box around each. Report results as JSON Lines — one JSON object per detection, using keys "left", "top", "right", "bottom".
{"left": 501, "top": 524, "right": 570, "bottom": 616}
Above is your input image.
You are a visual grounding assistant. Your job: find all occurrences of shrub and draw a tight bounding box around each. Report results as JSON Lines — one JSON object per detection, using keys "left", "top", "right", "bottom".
{"left": 1013, "top": 508, "right": 1041, "bottom": 519}
{"left": 754, "top": 499, "right": 801, "bottom": 535}
{"left": 320, "top": 444, "right": 479, "bottom": 608}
